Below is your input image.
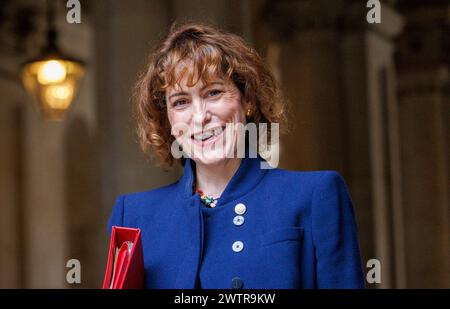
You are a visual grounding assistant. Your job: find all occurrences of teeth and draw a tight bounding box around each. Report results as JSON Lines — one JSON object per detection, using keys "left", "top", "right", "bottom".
{"left": 193, "top": 127, "right": 224, "bottom": 142}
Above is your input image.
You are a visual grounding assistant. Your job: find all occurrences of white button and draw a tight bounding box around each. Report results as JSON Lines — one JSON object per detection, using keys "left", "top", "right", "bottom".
{"left": 233, "top": 215, "right": 245, "bottom": 226}
{"left": 234, "top": 203, "right": 247, "bottom": 215}
{"left": 232, "top": 241, "right": 244, "bottom": 253}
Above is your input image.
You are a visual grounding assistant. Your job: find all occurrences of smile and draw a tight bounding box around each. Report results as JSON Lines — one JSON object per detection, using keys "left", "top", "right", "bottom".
{"left": 191, "top": 126, "right": 226, "bottom": 146}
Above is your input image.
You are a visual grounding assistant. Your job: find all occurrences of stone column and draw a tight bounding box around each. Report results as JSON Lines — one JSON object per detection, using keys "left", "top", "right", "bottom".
{"left": 93, "top": 0, "right": 179, "bottom": 269}
{"left": 358, "top": 3, "right": 406, "bottom": 289}
{"left": 396, "top": 1, "right": 450, "bottom": 288}
{"left": 0, "top": 57, "right": 26, "bottom": 288}
{"left": 0, "top": 0, "right": 39, "bottom": 288}
{"left": 20, "top": 0, "right": 97, "bottom": 288}
{"left": 262, "top": 0, "right": 406, "bottom": 287}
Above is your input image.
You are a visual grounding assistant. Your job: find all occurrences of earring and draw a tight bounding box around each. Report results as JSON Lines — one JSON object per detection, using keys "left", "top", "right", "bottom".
{"left": 246, "top": 108, "right": 251, "bottom": 117}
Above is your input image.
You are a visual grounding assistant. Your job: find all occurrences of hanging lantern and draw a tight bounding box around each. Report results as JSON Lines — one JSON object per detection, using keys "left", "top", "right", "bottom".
{"left": 21, "top": 0, "right": 85, "bottom": 121}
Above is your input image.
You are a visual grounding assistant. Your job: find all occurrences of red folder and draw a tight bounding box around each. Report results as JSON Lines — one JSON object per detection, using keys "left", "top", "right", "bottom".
{"left": 102, "top": 226, "right": 144, "bottom": 289}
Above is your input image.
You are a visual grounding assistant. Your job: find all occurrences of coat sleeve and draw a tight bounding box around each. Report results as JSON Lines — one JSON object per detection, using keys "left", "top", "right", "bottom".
{"left": 107, "top": 195, "right": 125, "bottom": 236}
{"left": 311, "top": 171, "right": 365, "bottom": 288}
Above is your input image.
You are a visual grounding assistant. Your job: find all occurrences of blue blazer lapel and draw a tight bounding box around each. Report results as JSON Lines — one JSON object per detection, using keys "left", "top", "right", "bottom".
{"left": 173, "top": 195, "right": 204, "bottom": 288}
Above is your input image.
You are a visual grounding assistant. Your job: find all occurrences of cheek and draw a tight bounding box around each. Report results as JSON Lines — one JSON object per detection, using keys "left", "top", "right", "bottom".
{"left": 214, "top": 95, "right": 245, "bottom": 121}
{"left": 229, "top": 104, "right": 246, "bottom": 123}
{"left": 167, "top": 110, "right": 190, "bottom": 138}
{"left": 167, "top": 109, "right": 175, "bottom": 127}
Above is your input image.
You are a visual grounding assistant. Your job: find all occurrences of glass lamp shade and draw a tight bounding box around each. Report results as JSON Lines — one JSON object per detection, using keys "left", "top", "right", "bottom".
{"left": 22, "top": 58, "right": 85, "bottom": 121}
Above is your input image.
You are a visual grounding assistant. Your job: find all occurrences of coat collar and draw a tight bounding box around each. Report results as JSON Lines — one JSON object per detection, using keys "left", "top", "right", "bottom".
{"left": 177, "top": 153, "right": 269, "bottom": 206}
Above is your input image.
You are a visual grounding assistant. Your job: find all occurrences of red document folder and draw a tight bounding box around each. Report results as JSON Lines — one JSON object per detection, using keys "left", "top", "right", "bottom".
{"left": 102, "top": 226, "right": 144, "bottom": 289}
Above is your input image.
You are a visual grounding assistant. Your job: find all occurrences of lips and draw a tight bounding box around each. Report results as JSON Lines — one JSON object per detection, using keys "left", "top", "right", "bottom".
{"left": 191, "top": 125, "right": 226, "bottom": 146}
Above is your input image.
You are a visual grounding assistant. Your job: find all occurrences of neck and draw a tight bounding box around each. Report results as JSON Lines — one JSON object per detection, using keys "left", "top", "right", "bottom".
{"left": 194, "top": 158, "right": 242, "bottom": 198}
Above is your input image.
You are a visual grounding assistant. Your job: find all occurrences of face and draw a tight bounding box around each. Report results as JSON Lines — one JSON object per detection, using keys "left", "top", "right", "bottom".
{"left": 166, "top": 71, "right": 248, "bottom": 166}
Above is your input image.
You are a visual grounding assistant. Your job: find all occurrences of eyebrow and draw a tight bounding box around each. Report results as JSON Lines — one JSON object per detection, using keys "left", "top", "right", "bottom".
{"left": 168, "top": 81, "right": 225, "bottom": 100}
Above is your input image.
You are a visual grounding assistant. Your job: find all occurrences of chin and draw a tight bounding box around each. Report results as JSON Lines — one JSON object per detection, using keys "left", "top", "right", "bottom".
{"left": 192, "top": 143, "right": 238, "bottom": 166}
{"left": 193, "top": 157, "right": 222, "bottom": 166}
{"left": 192, "top": 150, "right": 227, "bottom": 166}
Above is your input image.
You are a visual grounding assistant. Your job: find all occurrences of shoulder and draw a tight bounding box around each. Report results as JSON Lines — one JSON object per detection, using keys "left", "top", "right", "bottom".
{"left": 110, "top": 180, "right": 181, "bottom": 224}
{"left": 122, "top": 182, "right": 178, "bottom": 205}
{"left": 264, "top": 167, "right": 348, "bottom": 192}
{"left": 251, "top": 167, "right": 351, "bottom": 218}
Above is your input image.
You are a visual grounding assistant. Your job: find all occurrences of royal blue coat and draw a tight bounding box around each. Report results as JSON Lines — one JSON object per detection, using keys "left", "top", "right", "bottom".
{"left": 108, "top": 155, "right": 365, "bottom": 289}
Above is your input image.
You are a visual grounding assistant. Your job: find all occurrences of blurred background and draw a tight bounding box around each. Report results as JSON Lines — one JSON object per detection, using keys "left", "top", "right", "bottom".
{"left": 0, "top": 0, "right": 448, "bottom": 288}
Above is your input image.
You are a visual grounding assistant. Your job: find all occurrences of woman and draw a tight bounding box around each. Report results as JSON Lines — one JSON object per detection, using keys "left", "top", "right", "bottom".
{"left": 108, "top": 23, "right": 365, "bottom": 289}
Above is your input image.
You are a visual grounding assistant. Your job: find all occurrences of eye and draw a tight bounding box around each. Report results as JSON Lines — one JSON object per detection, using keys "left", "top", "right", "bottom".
{"left": 208, "top": 89, "right": 223, "bottom": 97}
{"left": 172, "top": 99, "right": 188, "bottom": 108}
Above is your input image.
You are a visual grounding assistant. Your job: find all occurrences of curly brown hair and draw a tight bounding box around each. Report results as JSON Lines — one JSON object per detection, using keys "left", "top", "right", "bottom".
{"left": 134, "top": 22, "right": 287, "bottom": 168}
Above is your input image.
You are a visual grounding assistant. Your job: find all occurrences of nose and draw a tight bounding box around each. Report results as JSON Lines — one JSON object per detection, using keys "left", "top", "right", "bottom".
{"left": 192, "top": 98, "right": 211, "bottom": 130}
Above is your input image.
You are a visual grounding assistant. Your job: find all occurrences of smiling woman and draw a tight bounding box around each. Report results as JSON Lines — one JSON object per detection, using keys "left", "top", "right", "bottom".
{"left": 134, "top": 22, "right": 286, "bottom": 169}
{"left": 108, "top": 22, "right": 366, "bottom": 289}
